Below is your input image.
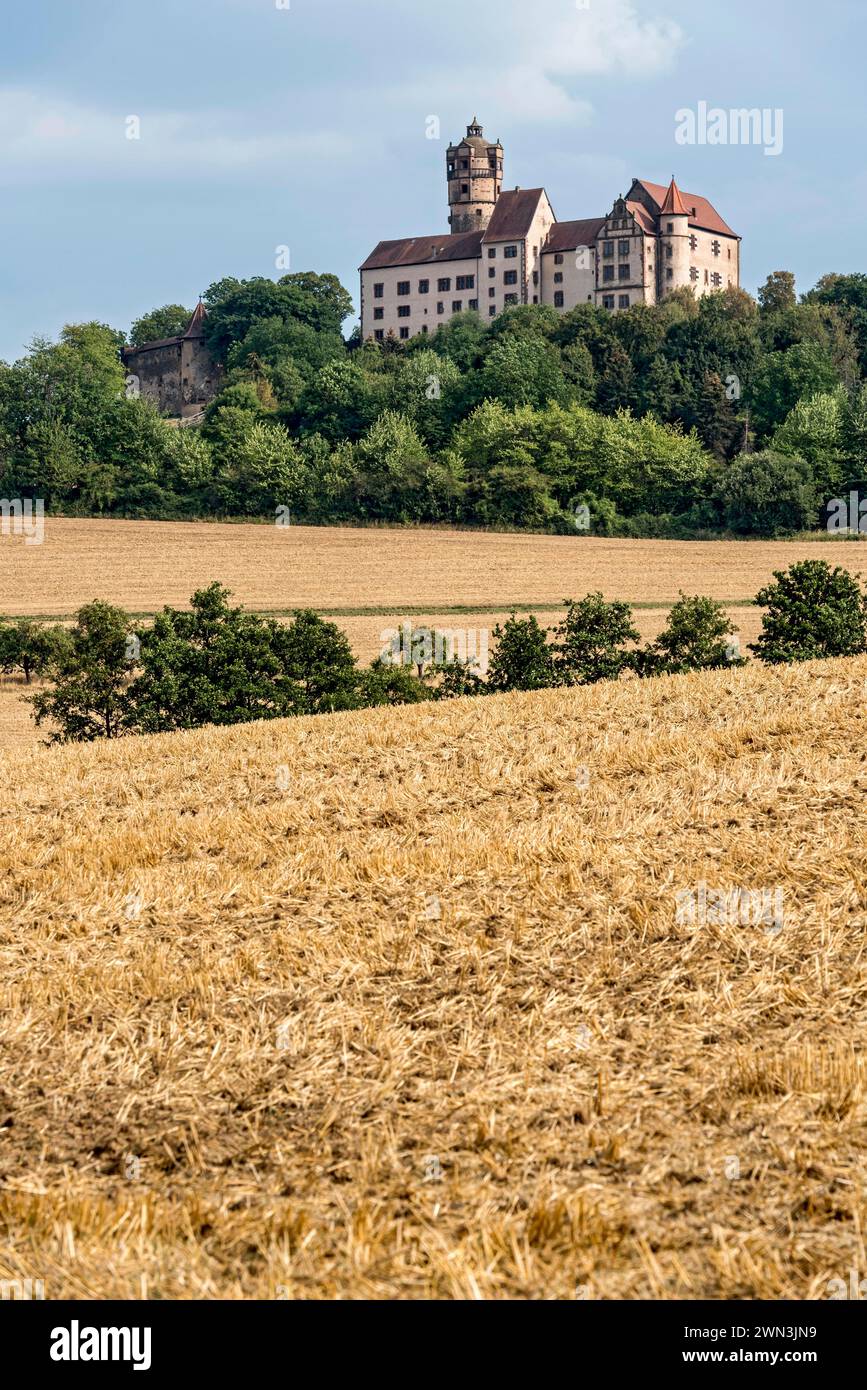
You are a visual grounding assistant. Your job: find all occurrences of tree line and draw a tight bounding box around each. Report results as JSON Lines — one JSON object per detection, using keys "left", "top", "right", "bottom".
{"left": 1, "top": 269, "right": 866, "bottom": 537}
{"left": 4, "top": 560, "right": 865, "bottom": 743}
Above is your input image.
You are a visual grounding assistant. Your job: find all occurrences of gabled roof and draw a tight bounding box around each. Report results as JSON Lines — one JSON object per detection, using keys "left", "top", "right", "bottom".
{"left": 633, "top": 178, "right": 738, "bottom": 237}
{"left": 543, "top": 217, "right": 606, "bottom": 253}
{"left": 625, "top": 201, "right": 658, "bottom": 236}
{"left": 483, "top": 188, "right": 549, "bottom": 243}
{"left": 360, "top": 230, "right": 484, "bottom": 271}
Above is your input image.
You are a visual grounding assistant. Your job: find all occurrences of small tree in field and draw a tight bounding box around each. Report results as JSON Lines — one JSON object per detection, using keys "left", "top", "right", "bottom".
{"left": 486, "top": 614, "right": 556, "bottom": 692}
{"left": 0, "top": 619, "right": 70, "bottom": 684}
{"left": 30, "top": 601, "right": 134, "bottom": 742}
{"left": 641, "top": 593, "right": 744, "bottom": 675}
{"left": 554, "top": 594, "right": 639, "bottom": 685}
{"left": 751, "top": 560, "right": 867, "bottom": 664}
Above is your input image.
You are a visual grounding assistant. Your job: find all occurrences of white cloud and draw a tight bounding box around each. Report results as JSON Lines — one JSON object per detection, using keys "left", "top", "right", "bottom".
{"left": 0, "top": 88, "right": 356, "bottom": 182}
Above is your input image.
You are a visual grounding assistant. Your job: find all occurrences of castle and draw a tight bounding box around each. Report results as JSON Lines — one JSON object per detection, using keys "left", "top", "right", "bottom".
{"left": 122, "top": 302, "right": 222, "bottom": 421}
{"left": 360, "top": 118, "right": 741, "bottom": 342}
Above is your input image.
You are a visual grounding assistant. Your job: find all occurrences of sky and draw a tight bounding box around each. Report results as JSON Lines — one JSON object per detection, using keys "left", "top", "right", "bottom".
{"left": 0, "top": 0, "right": 864, "bottom": 362}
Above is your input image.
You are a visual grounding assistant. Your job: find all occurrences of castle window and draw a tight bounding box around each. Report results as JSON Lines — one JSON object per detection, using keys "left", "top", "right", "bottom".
{"left": 399, "top": 327, "right": 410, "bottom": 339}
{"left": 489, "top": 306, "right": 497, "bottom": 316}
{"left": 374, "top": 307, "right": 384, "bottom": 320}
{"left": 489, "top": 267, "right": 496, "bottom": 278}
{"left": 689, "top": 235, "right": 698, "bottom": 251}
{"left": 422, "top": 325, "right": 428, "bottom": 334}
{"left": 504, "top": 293, "right": 518, "bottom": 305}
{"left": 666, "top": 222, "right": 674, "bottom": 233}
{"left": 456, "top": 275, "right": 475, "bottom": 290}
{"left": 418, "top": 279, "right": 429, "bottom": 294}
{"left": 397, "top": 281, "right": 410, "bottom": 296}
{"left": 704, "top": 269, "right": 709, "bottom": 284}
{"left": 504, "top": 270, "right": 518, "bottom": 285}
{"left": 398, "top": 305, "right": 411, "bottom": 318}
{"left": 618, "top": 295, "right": 630, "bottom": 309}
{"left": 602, "top": 241, "right": 614, "bottom": 258}
{"left": 452, "top": 300, "right": 462, "bottom": 312}
{"left": 712, "top": 240, "right": 721, "bottom": 256}
{"left": 437, "top": 278, "right": 451, "bottom": 292}
{"left": 666, "top": 245, "right": 673, "bottom": 259}
{"left": 504, "top": 245, "right": 518, "bottom": 258}
{"left": 554, "top": 291, "right": 565, "bottom": 308}
{"left": 461, "top": 184, "right": 468, "bottom": 194}
{"left": 554, "top": 253, "right": 564, "bottom": 266}
{"left": 469, "top": 299, "right": 478, "bottom": 310}
{"left": 711, "top": 272, "right": 722, "bottom": 287}
{"left": 374, "top": 329, "right": 384, "bottom": 341}
{"left": 728, "top": 248, "right": 732, "bottom": 259}
{"left": 618, "top": 264, "right": 630, "bottom": 280}
{"left": 602, "top": 265, "right": 615, "bottom": 282}
{"left": 690, "top": 267, "right": 699, "bottom": 282}
{"left": 532, "top": 270, "right": 539, "bottom": 286}
{"left": 437, "top": 302, "right": 444, "bottom": 315}
{"left": 532, "top": 295, "right": 538, "bottom": 303}
{"left": 666, "top": 268, "right": 673, "bottom": 280}
{"left": 488, "top": 248, "right": 496, "bottom": 258}
{"left": 554, "top": 272, "right": 563, "bottom": 284}
{"left": 489, "top": 287, "right": 495, "bottom": 298}
{"left": 374, "top": 283, "right": 384, "bottom": 298}
{"left": 602, "top": 294, "right": 615, "bottom": 310}
{"left": 618, "top": 240, "right": 630, "bottom": 257}
{"left": 460, "top": 159, "right": 468, "bottom": 169}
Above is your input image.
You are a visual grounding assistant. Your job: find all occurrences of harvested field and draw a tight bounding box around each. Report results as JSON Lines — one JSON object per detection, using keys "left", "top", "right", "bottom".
{"left": 2, "top": 656, "right": 867, "bottom": 1299}
{"left": 2, "top": 517, "right": 867, "bottom": 618}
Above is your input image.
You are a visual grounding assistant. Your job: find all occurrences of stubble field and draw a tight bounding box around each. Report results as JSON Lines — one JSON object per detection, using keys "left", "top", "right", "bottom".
{"left": 2, "top": 656, "right": 867, "bottom": 1299}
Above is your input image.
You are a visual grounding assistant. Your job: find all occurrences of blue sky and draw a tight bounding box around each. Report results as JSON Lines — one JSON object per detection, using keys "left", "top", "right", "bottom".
{"left": 1, "top": 0, "right": 864, "bottom": 361}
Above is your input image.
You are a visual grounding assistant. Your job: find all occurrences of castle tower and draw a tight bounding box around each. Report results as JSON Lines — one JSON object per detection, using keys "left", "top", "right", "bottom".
{"left": 657, "top": 176, "right": 690, "bottom": 298}
{"left": 446, "top": 117, "right": 503, "bottom": 233}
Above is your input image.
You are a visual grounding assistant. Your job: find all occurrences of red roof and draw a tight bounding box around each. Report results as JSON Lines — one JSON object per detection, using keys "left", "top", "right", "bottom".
{"left": 483, "top": 188, "right": 548, "bottom": 242}
{"left": 625, "top": 201, "right": 658, "bottom": 236}
{"left": 360, "top": 230, "right": 484, "bottom": 271}
{"left": 544, "top": 217, "right": 606, "bottom": 252}
{"left": 633, "top": 179, "right": 738, "bottom": 237}
{"left": 660, "top": 177, "right": 688, "bottom": 216}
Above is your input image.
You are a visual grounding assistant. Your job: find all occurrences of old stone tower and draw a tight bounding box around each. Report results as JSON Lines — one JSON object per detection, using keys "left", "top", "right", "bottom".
{"left": 446, "top": 118, "right": 503, "bottom": 233}
{"left": 122, "top": 301, "right": 222, "bottom": 420}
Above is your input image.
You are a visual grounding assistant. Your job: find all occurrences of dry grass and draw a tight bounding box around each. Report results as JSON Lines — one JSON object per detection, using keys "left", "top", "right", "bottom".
{"left": 2, "top": 656, "right": 867, "bottom": 1299}
{"left": 2, "top": 517, "right": 867, "bottom": 617}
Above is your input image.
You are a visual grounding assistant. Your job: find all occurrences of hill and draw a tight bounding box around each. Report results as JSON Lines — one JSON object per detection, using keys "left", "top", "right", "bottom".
{"left": 2, "top": 656, "right": 866, "bottom": 1299}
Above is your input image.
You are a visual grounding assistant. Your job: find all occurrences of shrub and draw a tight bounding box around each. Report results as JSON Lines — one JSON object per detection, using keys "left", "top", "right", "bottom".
{"left": 715, "top": 449, "right": 817, "bottom": 536}
{"left": 554, "top": 594, "right": 639, "bottom": 685}
{"left": 751, "top": 560, "right": 867, "bottom": 664}
{"left": 486, "top": 614, "right": 557, "bottom": 692}
{"left": 640, "top": 594, "right": 743, "bottom": 675}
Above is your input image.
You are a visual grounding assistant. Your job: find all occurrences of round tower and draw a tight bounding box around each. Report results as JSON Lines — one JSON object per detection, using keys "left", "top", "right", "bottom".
{"left": 446, "top": 117, "right": 503, "bottom": 234}
{"left": 657, "top": 176, "right": 691, "bottom": 299}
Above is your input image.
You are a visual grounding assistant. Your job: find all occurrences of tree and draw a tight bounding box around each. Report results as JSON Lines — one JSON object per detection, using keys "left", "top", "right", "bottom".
{"left": 554, "top": 594, "right": 639, "bottom": 685}
{"left": 715, "top": 449, "right": 817, "bottom": 536}
{"left": 30, "top": 601, "right": 133, "bottom": 743}
{"left": 129, "top": 305, "right": 192, "bottom": 348}
{"left": 752, "top": 560, "right": 867, "bottom": 664}
{"left": 0, "top": 619, "right": 70, "bottom": 683}
{"left": 642, "top": 594, "right": 742, "bottom": 675}
{"left": 486, "top": 614, "right": 557, "bottom": 691}
{"left": 758, "top": 271, "right": 797, "bottom": 316}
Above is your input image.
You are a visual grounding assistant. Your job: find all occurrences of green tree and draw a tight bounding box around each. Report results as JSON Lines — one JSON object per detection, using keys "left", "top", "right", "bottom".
{"left": 486, "top": 614, "right": 556, "bottom": 691}
{"left": 129, "top": 305, "right": 192, "bottom": 348}
{"left": 715, "top": 449, "right": 817, "bottom": 536}
{"left": 642, "top": 594, "right": 742, "bottom": 675}
{"left": 30, "top": 601, "right": 133, "bottom": 742}
{"left": 0, "top": 619, "right": 70, "bottom": 683}
{"left": 758, "top": 271, "right": 797, "bottom": 315}
{"left": 752, "top": 560, "right": 867, "bottom": 664}
{"left": 554, "top": 594, "right": 639, "bottom": 685}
